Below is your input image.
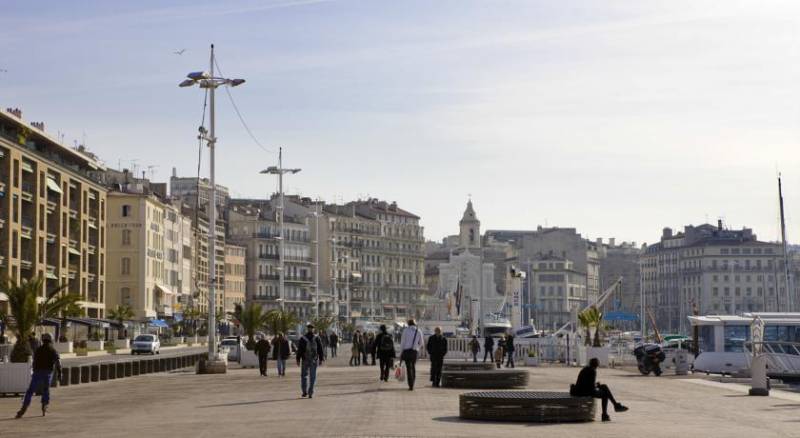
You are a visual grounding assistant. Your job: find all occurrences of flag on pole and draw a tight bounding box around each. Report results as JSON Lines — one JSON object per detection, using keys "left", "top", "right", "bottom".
{"left": 455, "top": 280, "right": 462, "bottom": 316}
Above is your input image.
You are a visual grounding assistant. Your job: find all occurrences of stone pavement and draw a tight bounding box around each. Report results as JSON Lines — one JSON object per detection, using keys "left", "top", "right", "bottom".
{"left": 2, "top": 351, "right": 800, "bottom": 438}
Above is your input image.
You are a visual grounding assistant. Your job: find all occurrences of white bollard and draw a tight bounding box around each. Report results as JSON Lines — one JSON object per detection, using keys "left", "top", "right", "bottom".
{"left": 674, "top": 349, "right": 689, "bottom": 376}
{"left": 749, "top": 354, "right": 769, "bottom": 396}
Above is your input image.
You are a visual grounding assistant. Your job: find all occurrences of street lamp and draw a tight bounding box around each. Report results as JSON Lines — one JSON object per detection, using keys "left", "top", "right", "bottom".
{"left": 179, "top": 44, "right": 245, "bottom": 363}
{"left": 260, "top": 147, "right": 301, "bottom": 312}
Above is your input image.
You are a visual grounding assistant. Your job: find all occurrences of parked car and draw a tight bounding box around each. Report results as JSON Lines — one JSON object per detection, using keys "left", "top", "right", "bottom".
{"left": 220, "top": 337, "right": 243, "bottom": 361}
{"left": 132, "top": 334, "right": 160, "bottom": 355}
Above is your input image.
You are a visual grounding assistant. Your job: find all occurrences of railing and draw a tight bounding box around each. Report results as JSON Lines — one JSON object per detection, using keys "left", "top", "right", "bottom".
{"left": 746, "top": 341, "right": 800, "bottom": 376}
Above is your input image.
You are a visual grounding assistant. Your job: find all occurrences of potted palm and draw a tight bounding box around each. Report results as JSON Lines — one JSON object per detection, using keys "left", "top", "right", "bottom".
{"left": 578, "top": 306, "right": 609, "bottom": 367}
{"left": 524, "top": 349, "right": 539, "bottom": 367}
{"left": 107, "top": 305, "right": 135, "bottom": 349}
{"left": 1, "top": 277, "right": 79, "bottom": 393}
{"left": 54, "top": 302, "right": 82, "bottom": 354}
{"left": 87, "top": 331, "right": 104, "bottom": 351}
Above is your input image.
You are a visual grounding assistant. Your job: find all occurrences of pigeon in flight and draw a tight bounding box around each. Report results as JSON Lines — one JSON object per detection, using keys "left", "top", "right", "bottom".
{"left": 173, "top": 49, "right": 186, "bottom": 55}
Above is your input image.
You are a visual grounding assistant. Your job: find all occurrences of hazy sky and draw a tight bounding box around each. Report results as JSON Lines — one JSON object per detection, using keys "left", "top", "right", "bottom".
{"left": 2, "top": 0, "right": 800, "bottom": 245}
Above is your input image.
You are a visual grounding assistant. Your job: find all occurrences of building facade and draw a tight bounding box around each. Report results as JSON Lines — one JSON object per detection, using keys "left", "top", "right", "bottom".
{"left": 0, "top": 108, "right": 107, "bottom": 318}
{"left": 641, "top": 222, "right": 793, "bottom": 334}
{"left": 223, "top": 244, "right": 246, "bottom": 314}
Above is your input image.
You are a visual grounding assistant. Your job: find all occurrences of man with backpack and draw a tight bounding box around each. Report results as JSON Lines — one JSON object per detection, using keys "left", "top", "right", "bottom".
{"left": 296, "top": 323, "right": 325, "bottom": 398}
{"left": 373, "top": 325, "right": 396, "bottom": 381}
{"left": 426, "top": 327, "right": 448, "bottom": 387}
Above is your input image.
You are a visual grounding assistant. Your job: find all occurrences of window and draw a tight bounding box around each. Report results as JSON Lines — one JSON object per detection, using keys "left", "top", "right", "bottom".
{"left": 121, "top": 257, "right": 131, "bottom": 275}
{"left": 122, "top": 205, "right": 131, "bottom": 217}
{"left": 121, "top": 287, "right": 131, "bottom": 306}
{"left": 122, "top": 229, "right": 131, "bottom": 245}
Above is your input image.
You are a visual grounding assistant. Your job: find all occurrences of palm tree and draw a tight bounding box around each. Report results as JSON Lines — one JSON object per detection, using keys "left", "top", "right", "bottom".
{"left": 238, "top": 303, "right": 269, "bottom": 350}
{"left": 309, "top": 314, "right": 336, "bottom": 335}
{"left": 182, "top": 306, "right": 201, "bottom": 336}
{"left": 578, "top": 306, "right": 604, "bottom": 347}
{"left": 264, "top": 309, "right": 300, "bottom": 336}
{"left": 3, "top": 276, "right": 79, "bottom": 363}
{"left": 107, "top": 305, "right": 135, "bottom": 339}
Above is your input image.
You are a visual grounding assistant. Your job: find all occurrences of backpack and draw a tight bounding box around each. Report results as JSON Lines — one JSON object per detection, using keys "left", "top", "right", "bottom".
{"left": 379, "top": 333, "right": 394, "bottom": 353}
{"left": 304, "top": 335, "right": 319, "bottom": 363}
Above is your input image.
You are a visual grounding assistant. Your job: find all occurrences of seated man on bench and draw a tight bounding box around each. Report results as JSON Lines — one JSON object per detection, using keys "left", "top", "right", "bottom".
{"left": 570, "top": 358, "right": 629, "bottom": 422}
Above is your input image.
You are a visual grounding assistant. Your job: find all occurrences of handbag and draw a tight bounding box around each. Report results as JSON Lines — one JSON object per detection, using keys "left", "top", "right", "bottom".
{"left": 400, "top": 328, "right": 418, "bottom": 361}
{"left": 395, "top": 363, "right": 406, "bottom": 382}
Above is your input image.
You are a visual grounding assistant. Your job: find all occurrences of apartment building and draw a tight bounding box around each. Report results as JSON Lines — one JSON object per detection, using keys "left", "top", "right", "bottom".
{"left": 530, "top": 254, "right": 588, "bottom": 331}
{"left": 641, "top": 221, "right": 794, "bottom": 333}
{"left": 0, "top": 108, "right": 107, "bottom": 318}
{"left": 224, "top": 244, "right": 246, "bottom": 314}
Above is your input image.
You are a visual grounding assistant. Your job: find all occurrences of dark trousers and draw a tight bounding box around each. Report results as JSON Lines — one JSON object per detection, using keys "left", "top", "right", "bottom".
{"left": 472, "top": 351, "right": 478, "bottom": 362}
{"left": 330, "top": 346, "right": 337, "bottom": 357}
{"left": 430, "top": 355, "right": 444, "bottom": 387}
{"left": 370, "top": 352, "right": 376, "bottom": 365}
{"left": 483, "top": 347, "right": 493, "bottom": 362}
{"left": 22, "top": 371, "right": 51, "bottom": 408}
{"left": 379, "top": 356, "right": 393, "bottom": 381}
{"left": 258, "top": 355, "right": 269, "bottom": 375}
{"left": 506, "top": 350, "right": 515, "bottom": 368}
{"left": 594, "top": 384, "right": 618, "bottom": 415}
{"left": 402, "top": 350, "right": 418, "bottom": 390}
{"left": 361, "top": 350, "right": 368, "bottom": 365}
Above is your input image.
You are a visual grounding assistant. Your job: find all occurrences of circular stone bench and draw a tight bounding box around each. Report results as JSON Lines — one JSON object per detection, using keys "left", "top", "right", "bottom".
{"left": 459, "top": 391, "right": 595, "bottom": 423}
{"left": 442, "top": 361, "right": 495, "bottom": 372}
{"left": 441, "top": 369, "right": 529, "bottom": 389}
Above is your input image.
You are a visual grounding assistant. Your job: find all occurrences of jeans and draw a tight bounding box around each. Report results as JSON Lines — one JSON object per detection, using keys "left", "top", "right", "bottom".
{"left": 258, "top": 355, "right": 269, "bottom": 375}
{"left": 300, "top": 361, "right": 318, "bottom": 396}
{"left": 430, "top": 356, "right": 444, "bottom": 387}
{"left": 483, "top": 347, "right": 493, "bottom": 362}
{"left": 23, "top": 371, "right": 52, "bottom": 407}
{"left": 276, "top": 359, "right": 286, "bottom": 376}
{"left": 379, "top": 356, "right": 393, "bottom": 381}
{"left": 506, "top": 351, "right": 515, "bottom": 368}
{"left": 402, "top": 350, "right": 418, "bottom": 390}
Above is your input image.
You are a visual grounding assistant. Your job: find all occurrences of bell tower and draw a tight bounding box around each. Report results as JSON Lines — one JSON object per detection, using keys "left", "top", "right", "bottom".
{"left": 459, "top": 199, "right": 481, "bottom": 250}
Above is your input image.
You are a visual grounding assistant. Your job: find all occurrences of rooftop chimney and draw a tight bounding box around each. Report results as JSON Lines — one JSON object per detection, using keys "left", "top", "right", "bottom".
{"left": 609, "top": 237, "right": 616, "bottom": 247}
{"left": 717, "top": 219, "right": 723, "bottom": 231}
{"left": 5, "top": 108, "right": 22, "bottom": 118}
{"left": 30, "top": 121, "right": 45, "bottom": 131}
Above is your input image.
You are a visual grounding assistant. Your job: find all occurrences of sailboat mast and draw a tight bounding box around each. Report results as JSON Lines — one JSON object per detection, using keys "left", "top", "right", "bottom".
{"left": 779, "top": 174, "right": 793, "bottom": 311}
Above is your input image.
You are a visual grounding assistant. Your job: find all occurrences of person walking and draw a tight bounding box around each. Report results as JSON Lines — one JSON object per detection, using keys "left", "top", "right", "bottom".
{"left": 319, "top": 331, "right": 329, "bottom": 361}
{"left": 329, "top": 331, "right": 338, "bottom": 358}
{"left": 254, "top": 335, "right": 272, "bottom": 376}
{"left": 361, "top": 332, "right": 371, "bottom": 366}
{"left": 426, "top": 327, "right": 448, "bottom": 387}
{"left": 350, "top": 331, "right": 362, "bottom": 366}
{"left": 367, "top": 332, "right": 377, "bottom": 365}
{"left": 494, "top": 336, "right": 505, "bottom": 369}
{"left": 16, "top": 333, "right": 61, "bottom": 418}
{"left": 399, "top": 319, "right": 424, "bottom": 391}
{"left": 296, "top": 324, "right": 325, "bottom": 398}
{"left": 505, "top": 333, "right": 515, "bottom": 368}
{"left": 272, "top": 332, "right": 291, "bottom": 377}
{"left": 483, "top": 335, "right": 494, "bottom": 362}
{"left": 373, "top": 325, "right": 396, "bottom": 381}
{"left": 570, "top": 358, "right": 629, "bottom": 422}
{"left": 468, "top": 335, "right": 480, "bottom": 362}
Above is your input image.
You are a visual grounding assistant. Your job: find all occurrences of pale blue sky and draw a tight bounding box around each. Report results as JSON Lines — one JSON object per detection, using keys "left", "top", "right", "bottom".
{"left": 2, "top": 0, "right": 800, "bottom": 245}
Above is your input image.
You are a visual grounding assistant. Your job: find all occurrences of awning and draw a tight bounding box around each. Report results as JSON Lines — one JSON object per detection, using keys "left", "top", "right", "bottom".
{"left": 155, "top": 284, "right": 175, "bottom": 295}
{"left": 66, "top": 317, "right": 106, "bottom": 327}
{"left": 46, "top": 271, "right": 58, "bottom": 280}
{"left": 94, "top": 318, "right": 124, "bottom": 329}
{"left": 0, "top": 292, "right": 8, "bottom": 301}
{"left": 148, "top": 319, "right": 169, "bottom": 328}
{"left": 68, "top": 247, "right": 81, "bottom": 256}
{"left": 45, "top": 177, "right": 62, "bottom": 194}
{"left": 39, "top": 318, "right": 61, "bottom": 327}
{"left": 21, "top": 161, "right": 33, "bottom": 173}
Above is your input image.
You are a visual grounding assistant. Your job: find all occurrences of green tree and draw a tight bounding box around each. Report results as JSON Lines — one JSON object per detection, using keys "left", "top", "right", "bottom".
{"left": 578, "top": 306, "right": 604, "bottom": 347}
{"left": 265, "top": 309, "right": 299, "bottom": 336}
{"left": 182, "top": 306, "right": 201, "bottom": 336}
{"left": 107, "top": 305, "right": 135, "bottom": 339}
{"left": 3, "top": 276, "right": 79, "bottom": 362}
{"left": 238, "top": 303, "right": 269, "bottom": 350}
{"left": 309, "top": 314, "right": 336, "bottom": 335}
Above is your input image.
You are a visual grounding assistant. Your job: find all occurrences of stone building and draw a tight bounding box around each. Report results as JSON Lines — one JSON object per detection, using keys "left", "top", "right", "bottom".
{"left": 641, "top": 221, "right": 793, "bottom": 333}
{"left": 0, "top": 108, "right": 107, "bottom": 318}
{"left": 599, "top": 239, "right": 641, "bottom": 317}
{"left": 223, "top": 244, "right": 246, "bottom": 314}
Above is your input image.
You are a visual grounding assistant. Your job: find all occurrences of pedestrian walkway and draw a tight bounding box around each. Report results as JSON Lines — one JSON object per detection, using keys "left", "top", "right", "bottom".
{"left": 2, "top": 361, "right": 798, "bottom": 437}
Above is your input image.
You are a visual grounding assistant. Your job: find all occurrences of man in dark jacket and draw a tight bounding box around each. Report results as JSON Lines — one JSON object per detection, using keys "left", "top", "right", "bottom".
{"left": 17, "top": 333, "right": 61, "bottom": 418}
{"left": 505, "top": 333, "right": 515, "bottom": 368}
{"left": 329, "top": 332, "right": 338, "bottom": 357}
{"left": 570, "top": 358, "right": 628, "bottom": 422}
{"left": 372, "top": 325, "right": 396, "bottom": 381}
{"left": 296, "top": 324, "right": 325, "bottom": 398}
{"left": 271, "top": 332, "right": 291, "bottom": 376}
{"left": 254, "top": 335, "right": 272, "bottom": 376}
{"left": 426, "top": 327, "right": 448, "bottom": 387}
{"left": 483, "top": 335, "right": 494, "bottom": 362}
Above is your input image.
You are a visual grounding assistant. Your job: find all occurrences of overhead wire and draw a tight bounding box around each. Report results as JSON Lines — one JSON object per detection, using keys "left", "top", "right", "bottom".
{"left": 213, "top": 56, "right": 275, "bottom": 155}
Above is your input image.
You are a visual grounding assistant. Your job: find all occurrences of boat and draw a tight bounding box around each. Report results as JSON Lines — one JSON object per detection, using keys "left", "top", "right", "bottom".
{"left": 688, "top": 312, "right": 800, "bottom": 375}
{"left": 482, "top": 314, "right": 512, "bottom": 337}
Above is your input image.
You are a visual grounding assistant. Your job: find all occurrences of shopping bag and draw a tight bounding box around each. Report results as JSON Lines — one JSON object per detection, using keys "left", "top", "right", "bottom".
{"left": 395, "top": 363, "right": 406, "bottom": 382}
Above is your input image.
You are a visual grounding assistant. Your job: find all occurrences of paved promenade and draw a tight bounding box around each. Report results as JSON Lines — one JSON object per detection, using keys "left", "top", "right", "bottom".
{"left": 2, "top": 352, "right": 800, "bottom": 438}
